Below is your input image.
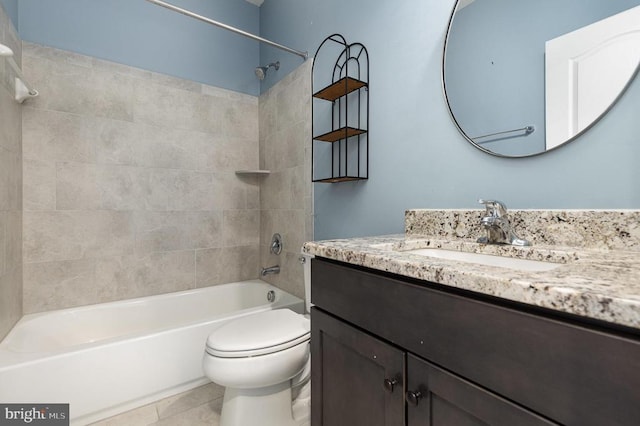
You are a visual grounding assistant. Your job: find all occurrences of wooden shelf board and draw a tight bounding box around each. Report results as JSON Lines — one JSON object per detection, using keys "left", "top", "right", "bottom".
{"left": 313, "top": 77, "right": 367, "bottom": 101}
{"left": 314, "top": 176, "right": 368, "bottom": 183}
{"left": 314, "top": 127, "right": 367, "bottom": 143}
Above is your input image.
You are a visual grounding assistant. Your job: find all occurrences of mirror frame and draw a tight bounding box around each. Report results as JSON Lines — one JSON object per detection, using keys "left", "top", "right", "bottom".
{"left": 441, "top": 0, "right": 640, "bottom": 158}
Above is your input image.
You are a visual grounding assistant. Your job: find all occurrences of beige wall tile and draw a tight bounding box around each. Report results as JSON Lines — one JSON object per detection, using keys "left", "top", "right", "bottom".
{"left": 0, "top": 211, "right": 6, "bottom": 277}
{"left": 223, "top": 210, "right": 260, "bottom": 247}
{"left": 196, "top": 245, "right": 259, "bottom": 287}
{"left": 136, "top": 124, "right": 203, "bottom": 170}
{"left": 21, "top": 43, "right": 264, "bottom": 312}
{"left": 92, "top": 57, "right": 153, "bottom": 81}
{"left": 0, "top": 8, "right": 22, "bottom": 339}
{"left": 55, "top": 161, "right": 101, "bottom": 210}
{"left": 56, "top": 162, "right": 159, "bottom": 211}
{"left": 0, "top": 146, "right": 20, "bottom": 212}
{"left": 264, "top": 125, "right": 305, "bottom": 171}
{"left": 0, "top": 267, "right": 22, "bottom": 339}
{"left": 221, "top": 100, "right": 259, "bottom": 140}
{"left": 261, "top": 209, "right": 306, "bottom": 255}
{"left": 133, "top": 80, "right": 225, "bottom": 135}
{"left": 86, "top": 118, "right": 142, "bottom": 167}
{"left": 0, "top": 146, "right": 11, "bottom": 211}
{"left": 160, "top": 170, "right": 220, "bottom": 212}
{"left": 0, "top": 85, "right": 21, "bottom": 153}
{"left": 23, "top": 158, "right": 56, "bottom": 211}
{"left": 134, "top": 211, "right": 223, "bottom": 255}
{"left": 197, "top": 136, "right": 258, "bottom": 173}
{"left": 23, "top": 107, "right": 97, "bottom": 163}
{"left": 279, "top": 251, "right": 305, "bottom": 299}
{"left": 258, "top": 60, "right": 312, "bottom": 299}
{"left": 23, "top": 54, "right": 135, "bottom": 122}
{"left": 288, "top": 165, "right": 307, "bottom": 210}
{"left": 24, "top": 211, "right": 135, "bottom": 263}
{"left": 83, "top": 164, "right": 145, "bottom": 211}
{"left": 195, "top": 248, "right": 223, "bottom": 287}
{"left": 95, "top": 251, "right": 195, "bottom": 302}
{"left": 22, "top": 107, "right": 144, "bottom": 166}
{"left": 23, "top": 258, "right": 96, "bottom": 313}
{"left": 201, "top": 83, "right": 258, "bottom": 104}
{"left": 260, "top": 171, "right": 288, "bottom": 211}
{"left": 276, "top": 64, "right": 312, "bottom": 127}
{"left": 23, "top": 41, "right": 91, "bottom": 67}
{"left": 260, "top": 250, "right": 304, "bottom": 300}
{"left": 5, "top": 209, "right": 22, "bottom": 269}
{"left": 222, "top": 174, "right": 253, "bottom": 210}
{"left": 57, "top": 163, "right": 252, "bottom": 213}
{"left": 150, "top": 71, "right": 202, "bottom": 93}
{"left": 259, "top": 90, "right": 277, "bottom": 150}
{"left": 245, "top": 181, "right": 261, "bottom": 210}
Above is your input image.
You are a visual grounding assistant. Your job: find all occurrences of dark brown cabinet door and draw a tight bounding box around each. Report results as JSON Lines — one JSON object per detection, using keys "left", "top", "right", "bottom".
{"left": 311, "top": 308, "right": 405, "bottom": 426}
{"left": 406, "top": 354, "right": 558, "bottom": 426}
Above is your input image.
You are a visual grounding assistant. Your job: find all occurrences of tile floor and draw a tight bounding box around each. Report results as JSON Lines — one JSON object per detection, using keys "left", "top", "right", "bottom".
{"left": 89, "top": 383, "right": 224, "bottom": 426}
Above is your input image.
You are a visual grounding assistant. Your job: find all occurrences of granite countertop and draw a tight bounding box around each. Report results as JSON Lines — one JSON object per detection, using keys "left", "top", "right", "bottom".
{"left": 303, "top": 234, "right": 640, "bottom": 330}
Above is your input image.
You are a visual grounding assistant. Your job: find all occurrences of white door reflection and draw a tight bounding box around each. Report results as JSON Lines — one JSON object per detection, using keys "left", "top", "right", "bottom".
{"left": 545, "top": 5, "right": 640, "bottom": 150}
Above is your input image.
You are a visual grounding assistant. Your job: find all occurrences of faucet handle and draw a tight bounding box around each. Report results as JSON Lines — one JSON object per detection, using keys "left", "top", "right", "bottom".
{"left": 478, "top": 199, "right": 507, "bottom": 217}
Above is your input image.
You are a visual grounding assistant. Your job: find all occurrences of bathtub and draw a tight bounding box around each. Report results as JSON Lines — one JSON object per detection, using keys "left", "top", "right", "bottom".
{"left": 0, "top": 280, "right": 304, "bottom": 425}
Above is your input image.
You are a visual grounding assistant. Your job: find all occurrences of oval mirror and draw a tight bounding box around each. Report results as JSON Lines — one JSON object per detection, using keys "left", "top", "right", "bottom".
{"left": 443, "top": 0, "right": 640, "bottom": 157}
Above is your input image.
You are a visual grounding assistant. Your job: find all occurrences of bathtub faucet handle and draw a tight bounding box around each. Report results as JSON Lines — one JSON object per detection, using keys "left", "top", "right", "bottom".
{"left": 270, "top": 233, "right": 283, "bottom": 255}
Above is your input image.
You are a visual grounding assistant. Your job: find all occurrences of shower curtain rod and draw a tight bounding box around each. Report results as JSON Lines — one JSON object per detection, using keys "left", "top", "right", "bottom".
{"left": 145, "top": 0, "right": 308, "bottom": 59}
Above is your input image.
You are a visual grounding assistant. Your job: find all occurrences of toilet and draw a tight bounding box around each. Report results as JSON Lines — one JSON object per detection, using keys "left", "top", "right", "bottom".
{"left": 202, "top": 254, "right": 313, "bottom": 426}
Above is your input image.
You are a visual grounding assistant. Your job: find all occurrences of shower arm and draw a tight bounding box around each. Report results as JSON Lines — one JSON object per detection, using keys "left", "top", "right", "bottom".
{"left": 145, "top": 0, "right": 308, "bottom": 60}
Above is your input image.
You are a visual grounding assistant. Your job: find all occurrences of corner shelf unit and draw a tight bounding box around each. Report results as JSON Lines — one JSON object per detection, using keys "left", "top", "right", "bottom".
{"left": 312, "top": 34, "right": 369, "bottom": 183}
{"left": 235, "top": 170, "right": 271, "bottom": 176}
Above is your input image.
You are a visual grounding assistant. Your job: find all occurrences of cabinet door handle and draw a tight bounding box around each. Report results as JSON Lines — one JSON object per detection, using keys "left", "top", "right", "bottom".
{"left": 383, "top": 378, "right": 399, "bottom": 393}
{"left": 406, "top": 390, "right": 423, "bottom": 406}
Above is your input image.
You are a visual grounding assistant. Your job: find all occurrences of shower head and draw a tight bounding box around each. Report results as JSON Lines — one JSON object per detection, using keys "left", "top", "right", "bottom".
{"left": 255, "top": 61, "right": 280, "bottom": 80}
{"left": 255, "top": 67, "right": 267, "bottom": 80}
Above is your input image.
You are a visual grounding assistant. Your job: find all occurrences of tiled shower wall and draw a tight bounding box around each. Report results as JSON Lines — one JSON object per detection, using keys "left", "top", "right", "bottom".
{"left": 258, "top": 60, "right": 313, "bottom": 299}
{"left": 21, "top": 43, "right": 261, "bottom": 313}
{"left": 0, "top": 4, "right": 23, "bottom": 338}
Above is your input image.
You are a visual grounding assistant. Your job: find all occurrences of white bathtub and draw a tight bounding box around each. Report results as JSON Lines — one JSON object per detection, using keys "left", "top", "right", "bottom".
{"left": 0, "top": 280, "right": 304, "bottom": 425}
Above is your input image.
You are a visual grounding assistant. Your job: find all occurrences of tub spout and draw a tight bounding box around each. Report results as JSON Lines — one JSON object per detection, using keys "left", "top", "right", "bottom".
{"left": 261, "top": 265, "right": 280, "bottom": 276}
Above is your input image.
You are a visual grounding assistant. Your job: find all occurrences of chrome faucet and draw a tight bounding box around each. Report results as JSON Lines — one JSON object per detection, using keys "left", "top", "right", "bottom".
{"left": 477, "top": 199, "right": 530, "bottom": 246}
{"left": 261, "top": 265, "right": 280, "bottom": 276}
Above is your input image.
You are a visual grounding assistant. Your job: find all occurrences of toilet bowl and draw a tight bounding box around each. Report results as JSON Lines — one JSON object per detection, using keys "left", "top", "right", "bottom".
{"left": 202, "top": 253, "right": 314, "bottom": 426}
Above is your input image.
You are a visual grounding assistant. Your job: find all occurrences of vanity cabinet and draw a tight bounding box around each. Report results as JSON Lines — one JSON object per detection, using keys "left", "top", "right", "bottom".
{"left": 310, "top": 258, "right": 640, "bottom": 426}
{"left": 311, "top": 308, "right": 404, "bottom": 425}
{"left": 406, "top": 355, "right": 555, "bottom": 426}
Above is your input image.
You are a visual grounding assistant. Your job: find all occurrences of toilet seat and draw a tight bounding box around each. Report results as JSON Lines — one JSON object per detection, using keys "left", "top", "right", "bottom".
{"left": 206, "top": 309, "right": 310, "bottom": 358}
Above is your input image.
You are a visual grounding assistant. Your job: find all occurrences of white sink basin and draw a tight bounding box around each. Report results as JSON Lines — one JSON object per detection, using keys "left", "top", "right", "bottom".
{"left": 403, "top": 248, "right": 562, "bottom": 272}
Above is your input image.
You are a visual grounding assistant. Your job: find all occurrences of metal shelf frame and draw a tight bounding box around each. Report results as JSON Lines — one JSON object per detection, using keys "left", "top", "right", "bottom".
{"left": 312, "top": 34, "right": 369, "bottom": 183}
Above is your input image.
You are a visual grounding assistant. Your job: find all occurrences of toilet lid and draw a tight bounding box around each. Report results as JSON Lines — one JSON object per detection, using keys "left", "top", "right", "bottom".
{"left": 206, "top": 309, "right": 310, "bottom": 358}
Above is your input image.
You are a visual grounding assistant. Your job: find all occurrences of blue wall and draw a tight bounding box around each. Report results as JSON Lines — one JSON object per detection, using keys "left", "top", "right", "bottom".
{"left": 4, "top": 0, "right": 640, "bottom": 240}
{"left": 0, "top": 0, "right": 17, "bottom": 27}
{"left": 260, "top": 0, "right": 640, "bottom": 240}
{"left": 14, "top": 0, "right": 260, "bottom": 95}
